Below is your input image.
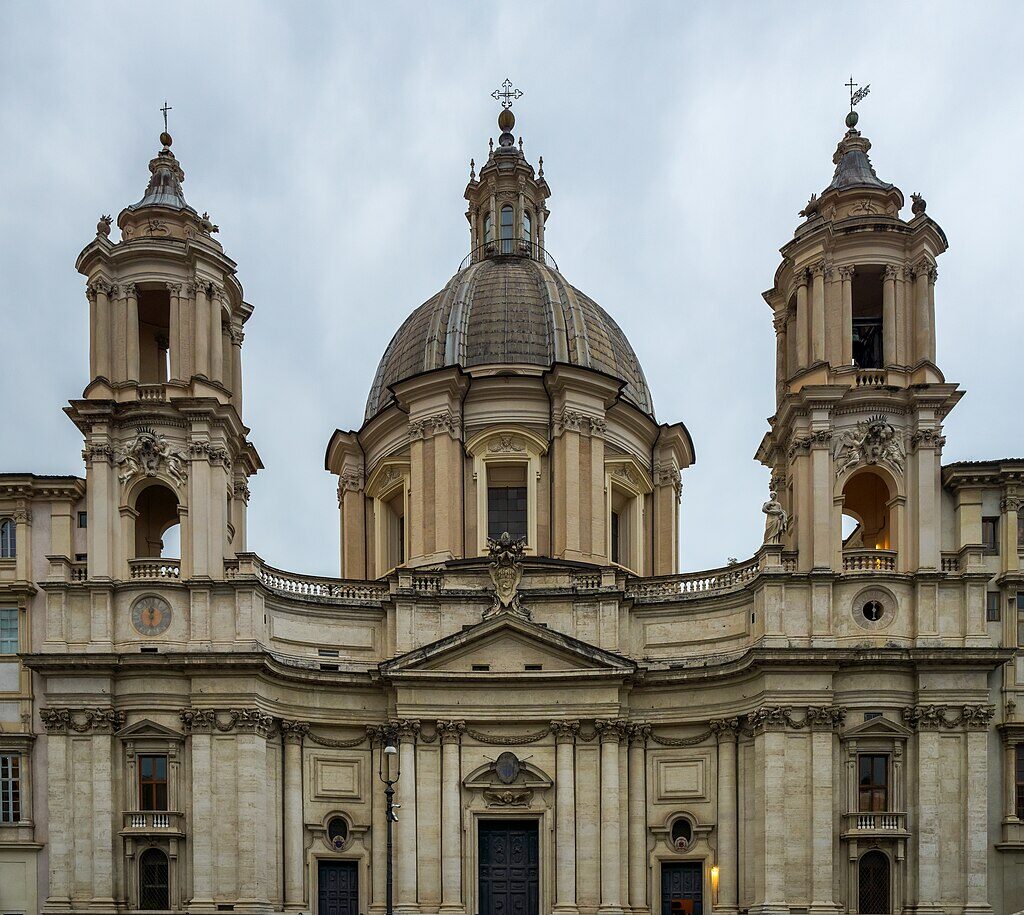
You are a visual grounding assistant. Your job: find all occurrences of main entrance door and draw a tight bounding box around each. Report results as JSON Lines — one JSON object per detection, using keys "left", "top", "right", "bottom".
{"left": 478, "top": 819, "right": 540, "bottom": 915}
{"left": 318, "top": 860, "right": 358, "bottom": 915}
{"left": 661, "top": 862, "right": 703, "bottom": 915}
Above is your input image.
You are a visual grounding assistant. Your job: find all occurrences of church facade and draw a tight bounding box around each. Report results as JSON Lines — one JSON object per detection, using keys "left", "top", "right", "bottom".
{"left": 1, "top": 95, "right": 1023, "bottom": 915}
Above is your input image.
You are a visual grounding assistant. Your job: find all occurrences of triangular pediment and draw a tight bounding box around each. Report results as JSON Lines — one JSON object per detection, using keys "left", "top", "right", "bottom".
{"left": 841, "top": 714, "right": 912, "bottom": 740}
{"left": 381, "top": 612, "right": 635, "bottom": 677}
{"left": 116, "top": 718, "right": 184, "bottom": 740}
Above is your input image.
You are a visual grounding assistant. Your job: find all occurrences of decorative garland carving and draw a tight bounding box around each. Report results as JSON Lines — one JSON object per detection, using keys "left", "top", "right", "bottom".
{"left": 40, "top": 707, "right": 125, "bottom": 734}
{"left": 178, "top": 708, "right": 274, "bottom": 736}
{"left": 647, "top": 728, "right": 715, "bottom": 747}
{"left": 901, "top": 704, "right": 994, "bottom": 731}
{"left": 304, "top": 729, "right": 369, "bottom": 749}
{"left": 487, "top": 435, "right": 525, "bottom": 453}
{"left": 464, "top": 726, "right": 552, "bottom": 745}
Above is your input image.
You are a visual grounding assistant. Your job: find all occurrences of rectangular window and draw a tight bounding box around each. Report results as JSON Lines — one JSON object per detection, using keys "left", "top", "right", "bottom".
{"left": 77, "top": 511, "right": 88, "bottom": 529}
{"left": 0, "top": 609, "right": 17, "bottom": 655}
{"left": 1018, "top": 593, "right": 1024, "bottom": 648}
{"left": 0, "top": 754, "right": 20, "bottom": 823}
{"left": 982, "top": 516, "right": 999, "bottom": 554}
{"left": 858, "top": 754, "right": 889, "bottom": 812}
{"left": 138, "top": 754, "right": 168, "bottom": 811}
{"left": 487, "top": 486, "right": 527, "bottom": 542}
{"left": 987, "top": 592, "right": 1001, "bottom": 622}
{"left": 1017, "top": 746, "right": 1024, "bottom": 820}
{"left": 611, "top": 510, "right": 621, "bottom": 564}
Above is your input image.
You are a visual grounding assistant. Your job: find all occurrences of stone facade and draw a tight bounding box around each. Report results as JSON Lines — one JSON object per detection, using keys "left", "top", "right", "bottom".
{"left": 1, "top": 101, "right": 1023, "bottom": 915}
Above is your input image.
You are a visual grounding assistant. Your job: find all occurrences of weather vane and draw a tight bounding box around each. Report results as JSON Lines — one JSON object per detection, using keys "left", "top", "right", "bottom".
{"left": 492, "top": 79, "right": 523, "bottom": 110}
{"left": 845, "top": 76, "right": 870, "bottom": 112}
{"left": 160, "top": 100, "right": 173, "bottom": 133}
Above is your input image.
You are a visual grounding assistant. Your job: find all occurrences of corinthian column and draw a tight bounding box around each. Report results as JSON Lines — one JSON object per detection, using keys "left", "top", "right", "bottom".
{"left": 627, "top": 724, "right": 649, "bottom": 911}
{"left": 282, "top": 720, "right": 309, "bottom": 911}
{"left": 794, "top": 270, "right": 809, "bottom": 370}
{"left": 167, "top": 282, "right": 182, "bottom": 381}
{"left": 210, "top": 288, "right": 225, "bottom": 384}
{"left": 810, "top": 260, "right": 826, "bottom": 363}
{"left": 839, "top": 266, "right": 854, "bottom": 365}
{"left": 126, "top": 282, "right": 140, "bottom": 382}
{"left": 882, "top": 265, "right": 898, "bottom": 366}
{"left": 596, "top": 719, "right": 626, "bottom": 915}
{"left": 438, "top": 720, "right": 465, "bottom": 914}
{"left": 711, "top": 718, "right": 739, "bottom": 914}
{"left": 395, "top": 720, "right": 421, "bottom": 915}
{"left": 552, "top": 720, "right": 580, "bottom": 914}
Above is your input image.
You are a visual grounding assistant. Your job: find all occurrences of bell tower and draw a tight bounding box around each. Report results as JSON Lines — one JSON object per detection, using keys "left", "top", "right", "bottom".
{"left": 757, "top": 91, "right": 962, "bottom": 576}
{"left": 68, "top": 125, "right": 262, "bottom": 583}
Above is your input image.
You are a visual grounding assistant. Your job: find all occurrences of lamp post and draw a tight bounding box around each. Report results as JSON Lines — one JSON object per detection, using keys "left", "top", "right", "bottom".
{"left": 377, "top": 727, "right": 401, "bottom": 915}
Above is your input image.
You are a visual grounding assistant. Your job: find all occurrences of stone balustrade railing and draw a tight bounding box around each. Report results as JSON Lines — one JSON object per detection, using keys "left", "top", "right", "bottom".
{"left": 70, "top": 561, "right": 88, "bottom": 581}
{"left": 128, "top": 558, "right": 181, "bottom": 580}
{"left": 855, "top": 370, "right": 887, "bottom": 388}
{"left": 844, "top": 811, "right": 906, "bottom": 833}
{"left": 842, "top": 549, "right": 897, "bottom": 572}
{"left": 941, "top": 552, "right": 960, "bottom": 573}
{"left": 572, "top": 572, "right": 602, "bottom": 590}
{"left": 255, "top": 561, "right": 390, "bottom": 603}
{"left": 137, "top": 383, "right": 166, "bottom": 402}
{"left": 626, "top": 556, "right": 764, "bottom": 600}
{"left": 123, "top": 810, "right": 183, "bottom": 833}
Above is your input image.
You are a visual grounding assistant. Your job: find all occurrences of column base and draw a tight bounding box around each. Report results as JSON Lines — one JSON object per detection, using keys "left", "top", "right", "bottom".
{"left": 552, "top": 906, "right": 580, "bottom": 915}
{"left": 394, "top": 906, "right": 422, "bottom": 915}
{"left": 961, "top": 907, "right": 993, "bottom": 915}
{"left": 597, "top": 906, "right": 626, "bottom": 915}
{"left": 438, "top": 906, "right": 467, "bottom": 915}
{"left": 747, "top": 906, "right": 790, "bottom": 915}
{"left": 808, "top": 904, "right": 843, "bottom": 915}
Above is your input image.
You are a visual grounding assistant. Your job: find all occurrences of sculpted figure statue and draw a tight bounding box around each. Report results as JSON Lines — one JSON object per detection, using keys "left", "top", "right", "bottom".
{"left": 762, "top": 491, "right": 789, "bottom": 544}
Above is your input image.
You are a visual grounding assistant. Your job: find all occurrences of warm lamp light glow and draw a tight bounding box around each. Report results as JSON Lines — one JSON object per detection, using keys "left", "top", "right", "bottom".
{"left": 710, "top": 865, "right": 720, "bottom": 903}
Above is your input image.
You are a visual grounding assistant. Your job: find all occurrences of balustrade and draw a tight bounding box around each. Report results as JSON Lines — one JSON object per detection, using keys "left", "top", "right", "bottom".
{"left": 122, "top": 810, "right": 183, "bottom": 834}
{"left": 128, "top": 558, "right": 181, "bottom": 580}
{"left": 842, "top": 549, "right": 897, "bottom": 572}
{"left": 843, "top": 811, "right": 906, "bottom": 834}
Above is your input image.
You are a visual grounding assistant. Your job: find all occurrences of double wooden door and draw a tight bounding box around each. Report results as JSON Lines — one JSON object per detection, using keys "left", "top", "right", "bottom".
{"left": 318, "top": 860, "right": 358, "bottom": 915}
{"left": 478, "top": 819, "right": 540, "bottom": 915}
{"left": 661, "top": 862, "right": 703, "bottom": 915}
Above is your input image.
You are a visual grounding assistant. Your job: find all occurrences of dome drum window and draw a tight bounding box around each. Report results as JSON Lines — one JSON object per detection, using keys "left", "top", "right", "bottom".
{"left": 0, "top": 518, "right": 15, "bottom": 558}
{"left": 366, "top": 460, "right": 410, "bottom": 577}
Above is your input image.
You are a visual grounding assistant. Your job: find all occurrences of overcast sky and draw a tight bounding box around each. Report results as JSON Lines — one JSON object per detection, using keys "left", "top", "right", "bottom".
{"left": 2, "top": 2, "right": 1022, "bottom": 576}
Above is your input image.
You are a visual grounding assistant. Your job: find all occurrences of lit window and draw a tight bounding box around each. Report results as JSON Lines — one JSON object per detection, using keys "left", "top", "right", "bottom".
{"left": 0, "top": 519, "right": 14, "bottom": 558}
{"left": 986, "top": 592, "right": 1001, "bottom": 622}
{"left": 500, "top": 205, "right": 514, "bottom": 254}
{"left": 982, "top": 517, "right": 999, "bottom": 553}
{"left": 0, "top": 609, "right": 17, "bottom": 655}
{"left": 138, "top": 754, "right": 168, "bottom": 811}
{"left": 858, "top": 754, "right": 888, "bottom": 812}
{"left": 0, "top": 754, "right": 20, "bottom": 823}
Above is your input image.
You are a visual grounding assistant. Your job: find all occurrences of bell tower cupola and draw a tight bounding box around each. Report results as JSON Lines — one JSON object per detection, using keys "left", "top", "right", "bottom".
{"left": 757, "top": 84, "right": 962, "bottom": 578}
{"left": 464, "top": 81, "right": 551, "bottom": 263}
{"left": 69, "top": 118, "right": 262, "bottom": 585}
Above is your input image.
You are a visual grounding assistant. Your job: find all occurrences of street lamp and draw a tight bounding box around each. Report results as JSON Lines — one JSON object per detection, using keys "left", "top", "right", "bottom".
{"left": 377, "top": 728, "right": 401, "bottom": 915}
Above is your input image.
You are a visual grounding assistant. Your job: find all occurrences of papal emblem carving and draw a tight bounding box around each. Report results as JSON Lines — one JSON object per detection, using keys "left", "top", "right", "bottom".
{"left": 484, "top": 531, "right": 529, "bottom": 620}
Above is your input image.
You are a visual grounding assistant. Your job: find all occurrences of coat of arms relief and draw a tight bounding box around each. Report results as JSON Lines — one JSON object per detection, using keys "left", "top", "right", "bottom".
{"left": 484, "top": 531, "right": 530, "bottom": 620}
{"left": 114, "top": 429, "right": 189, "bottom": 488}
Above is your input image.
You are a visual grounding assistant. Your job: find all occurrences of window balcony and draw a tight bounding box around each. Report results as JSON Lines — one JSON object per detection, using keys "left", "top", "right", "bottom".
{"left": 121, "top": 810, "right": 184, "bottom": 836}
{"left": 128, "top": 558, "right": 181, "bottom": 581}
{"left": 842, "top": 549, "right": 897, "bottom": 572}
{"left": 842, "top": 811, "right": 908, "bottom": 838}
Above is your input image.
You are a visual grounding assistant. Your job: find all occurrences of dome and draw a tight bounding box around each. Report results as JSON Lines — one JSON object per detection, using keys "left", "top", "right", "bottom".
{"left": 365, "top": 255, "right": 654, "bottom": 420}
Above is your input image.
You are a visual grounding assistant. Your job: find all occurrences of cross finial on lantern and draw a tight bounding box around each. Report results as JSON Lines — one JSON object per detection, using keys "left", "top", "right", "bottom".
{"left": 491, "top": 79, "right": 523, "bottom": 110}
{"left": 160, "top": 100, "right": 173, "bottom": 133}
{"left": 845, "top": 76, "right": 870, "bottom": 112}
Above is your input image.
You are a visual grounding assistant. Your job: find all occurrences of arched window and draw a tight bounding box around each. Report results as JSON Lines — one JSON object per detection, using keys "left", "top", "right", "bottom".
{"left": 841, "top": 470, "right": 892, "bottom": 552}
{"left": 500, "top": 205, "right": 514, "bottom": 254}
{"left": 138, "top": 848, "right": 169, "bottom": 910}
{"left": 858, "top": 850, "right": 890, "bottom": 914}
{"left": 134, "top": 485, "right": 180, "bottom": 559}
{"left": 522, "top": 209, "right": 532, "bottom": 252}
{"left": 0, "top": 519, "right": 15, "bottom": 558}
{"left": 483, "top": 211, "right": 493, "bottom": 246}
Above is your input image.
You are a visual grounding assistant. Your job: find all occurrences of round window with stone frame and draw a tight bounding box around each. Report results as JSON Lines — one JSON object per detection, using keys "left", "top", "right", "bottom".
{"left": 852, "top": 586, "right": 897, "bottom": 632}
{"left": 325, "top": 815, "right": 350, "bottom": 851}
{"left": 670, "top": 815, "right": 694, "bottom": 851}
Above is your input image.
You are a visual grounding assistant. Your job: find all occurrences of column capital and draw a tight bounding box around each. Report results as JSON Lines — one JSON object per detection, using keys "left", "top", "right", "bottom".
{"left": 550, "top": 719, "right": 581, "bottom": 742}
{"left": 709, "top": 717, "right": 740, "bottom": 741}
{"left": 627, "top": 722, "right": 651, "bottom": 746}
{"left": 393, "top": 718, "right": 421, "bottom": 740}
{"left": 811, "top": 258, "right": 833, "bottom": 280}
{"left": 1000, "top": 495, "right": 1022, "bottom": 514}
{"left": 804, "top": 705, "right": 847, "bottom": 731}
{"left": 280, "top": 720, "right": 310, "bottom": 745}
{"left": 124, "top": 282, "right": 138, "bottom": 297}
{"left": 747, "top": 706, "right": 793, "bottom": 734}
{"left": 883, "top": 264, "right": 901, "bottom": 281}
{"left": 165, "top": 281, "right": 182, "bottom": 295}
{"left": 40, "top": 706, "right": 125, "bottom": 734}
{"left": 594, "top": 717, "right": 630, "bottom": 743}
{"left": 436, "top": 719, "right": 466, "bottom": 743}
{"left": 792, "top": 268, "right": 809, "bottom": 289}
{"left": 837, "top": 264, "right": 855, "bottom": 280}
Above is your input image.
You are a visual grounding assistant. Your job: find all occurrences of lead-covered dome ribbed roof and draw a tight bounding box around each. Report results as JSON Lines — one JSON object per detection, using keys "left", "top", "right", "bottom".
{"left": 365, "top": 255, "right": 653, "bottom": 420}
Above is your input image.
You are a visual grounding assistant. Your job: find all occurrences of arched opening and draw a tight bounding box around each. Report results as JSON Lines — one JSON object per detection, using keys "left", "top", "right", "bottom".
{"left": 0, "top": 518, "right": 15, "bottom": 558}
{"left": 134, "top": 484, "right": 180, "bottom": 559}
{"left": 670, "top": 816, "right": 693, "bottom": 851}
{"left": 841, "top": 470, "right": 892, "bottom": 551}
{"left": 138, "top": 286, "right": 171, "bottom": 384}
{"left": 858, "top": 849, "right": 890, "bottom": 914}
{"left": 500, "top": 205, "right": 514, "bottom": 254}
{"left": 138, "top": 847, "right": 169, "bottom": 910}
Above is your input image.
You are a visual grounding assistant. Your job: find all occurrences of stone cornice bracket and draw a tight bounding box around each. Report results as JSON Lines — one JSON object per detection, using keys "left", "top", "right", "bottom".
{"left": 902, "top": 704, "right": 995, "bottom": 731}
{"left": 280, "top": 720, "right": 311, "bottom": 745}
{"left": 549, "top": 719, "right": 581, "bottom": 743}
{"left": 40, "top": 706, "right": 125, "bottom": 734}
{"left": 594, "top": 718, "right": 631, "bottom": 742}
{"left": 709, "top": 717, "right": 741, "bottom": 741}
{"left": 436, "top": 719, "right": 467, "bottom": 744}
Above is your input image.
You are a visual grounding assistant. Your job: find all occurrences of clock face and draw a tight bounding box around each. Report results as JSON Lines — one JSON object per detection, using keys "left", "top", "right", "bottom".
{"left": 131, "top": 595, "right": 172, "bottom": 636}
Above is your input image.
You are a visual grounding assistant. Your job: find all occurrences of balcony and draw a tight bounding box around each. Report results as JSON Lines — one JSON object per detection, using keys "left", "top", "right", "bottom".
{"left": 128, "top": 558, "right": 181, "bottom": 581}
{"left": 122, "top": 810, "right": 184, "bottom": 836}
{"left": 842, "top": 811, "right": 908, "bottom": 838}
{"left": 137, "top": 383, "right": 167, "bottom": 402}
{"left": 842, "top": 549, "right": 897, "bottom": 573}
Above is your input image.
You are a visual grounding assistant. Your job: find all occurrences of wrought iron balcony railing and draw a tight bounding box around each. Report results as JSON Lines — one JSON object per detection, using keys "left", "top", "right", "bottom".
{"left": 459, "top": 238, "right": 559, "bottom": 272}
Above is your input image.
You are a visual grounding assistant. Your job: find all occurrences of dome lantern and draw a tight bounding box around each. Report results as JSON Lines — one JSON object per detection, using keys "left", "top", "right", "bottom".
{"left": 465, "top": 81, "right": 551, "bottom": 266}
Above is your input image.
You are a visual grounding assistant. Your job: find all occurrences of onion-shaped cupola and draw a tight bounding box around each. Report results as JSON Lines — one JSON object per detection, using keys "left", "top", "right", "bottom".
{"left": 464, "top": 84, "right": 551, "bottom": 263}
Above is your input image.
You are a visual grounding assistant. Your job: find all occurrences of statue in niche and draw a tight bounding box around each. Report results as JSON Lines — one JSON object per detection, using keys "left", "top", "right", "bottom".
{"left": 762, "top": 491, "right": 789, "bottom": 544}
